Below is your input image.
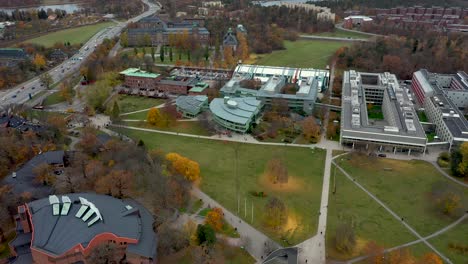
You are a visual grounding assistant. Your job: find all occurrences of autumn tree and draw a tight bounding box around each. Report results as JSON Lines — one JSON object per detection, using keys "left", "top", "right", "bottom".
{"left": 40, "top": 72, "right": 53, "bottom": 89}
{"left": 264, "top": 197, "right": 287, "bottom": 230}
{"left": 147, "top": 107, "right": 163, "bottom": 127}
{"left": 418, "top": 252, "right": 443, "bottom": 264}
{"left": 59, "top": 80, "right": 73, "bottom": 104}
{"left": 33, "top": 162, "right": 55, "bottom": 185}
{"left": 388, "top": 248, "right": 416, "bottom": 264}
{"left": 165, "top": 152, "right": 200, "bottom": 181}
{"left": 77, "top": 129, "right": 98, "bottom": 155}
{"left": 431, "top": 181, "right": 465, "bottom": 217}
{"left": 205, "top": 207, "right": 223, "bottom": 231}
{"left": 236, "top": 32, "right": 249, "bottom": 61}
{"left": 86, "top": 243, "right": 120, "bottom": 264}
{"left": 265, "top": 157, "right": 288, "bottom": 185}
{"left": 334, "top": 223, "right": 356, "bottom": 254}
{"left": 157, "top": 223, "right": 190, "bottom": 256}
{"left": 223, "top": 46, "right": 235, "bottom": 68}
{"left": 302, "top": 116, "right": 321, "bottom": 143}
{"left": 364, "top": 241, "right": 384, "bottom": 264}
{"left": 47, "top": 115, "right": 67, "bottom": 136}
{"left": 33, "top": 53, "right": 46, "bottom": 70}
{"left": 95, "top": 170, "right": 133, "bottom": 198}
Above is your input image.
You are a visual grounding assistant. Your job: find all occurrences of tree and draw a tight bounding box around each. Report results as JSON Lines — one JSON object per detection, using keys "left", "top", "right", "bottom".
{"left": 95, "top": 170, "right": 133, "bottom": 198}
{"left": 77, "top": 129, "right": 98, "bottom": 154}
{"left": 33, "top": 54, "right": 46, "bottom": 70}
{"left": 133, "top": 47, "right": 138, "bottom": 56}
{"left": 160, "top": 46, "right": 165, "bottom": 62}
{"left": 223, "top": 46, "right": 235, "bottom": 68}
{"left": 165, "top": 152, "right": 201, "bottom": 181}
{"left": 205, "top": 207, "right": 223, "bottom": 231}
{"left": 33, "top": 162, "right": 55, "bottom": 185}
{"left": 147, "top": 107, "right": 163, "bottom": 126}
{"left": 265, "top": 157, "right": 288, "bottom": 185}
{"left": 144, "top": 33, "right": 151, "bottom": 46}
{"left": 334, "top": 223, "right": 356, "bottom": 254}
{"left": 169, "top": 47, "right": 173, "bottom": 62}
{"left": 364, "top": 241, "right": 384, "bottom": 264}
{"left": 111, "top": 101, "right": 120, "bottom": 121}
{"left": 187, "top": 49, "right": 191, "bottom": 61}
{"left": 418, "top": 252, "right": 443, "bottom": 264}
{"left": 204, "top": 45, "right": 209, "bottom": 61}
{"left": 236, "top": 32, "right": 249, "bottom": 61}
{"left": 59, "top": 81, "right": 73, "bottom": 104}
{"left": 302, "top": 116, "right": 321, "bottom": 143}
{"left": 86, "top": 243, "right": 119, "bottom": 264}
{"left": 264, "top": 197, "right": 287, "bottom": 230}
{"left": 40, "top": 72, "right": 53, "bottom": 89}
{"left": 120, "top": 31, "right": 128, "bottom": 47}
{"left": 431, "top": 181, "right": 464, "bottom": 217}
{"left": 151, "top": 46, "right": 155, "bottom": 62}
{"left": 388, "top": 248, "right": 416, "bottom": 264}
{"left": 157, "top": 223, "right": 190, "bottom": 256}
{"left": 196, "top": 224, "right": 216, "bottom": 245}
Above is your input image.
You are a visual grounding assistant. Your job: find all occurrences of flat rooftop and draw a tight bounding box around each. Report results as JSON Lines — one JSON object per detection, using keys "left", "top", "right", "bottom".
{"left": 120, "top": 68, "right": 160, "bottom": 79}
{"left": 341, "top": 70, "right": 427, "bottom": 147}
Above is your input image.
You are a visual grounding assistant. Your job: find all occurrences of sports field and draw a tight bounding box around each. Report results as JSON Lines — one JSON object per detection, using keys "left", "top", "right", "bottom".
{"left": 25, "top": 22, "right": 115, "bottom": 47}
{"left": 254, "top": 40, "right": 349, "bottom": 69}
{"left": 112, "top": 127, "right": 326, "bottom": 246}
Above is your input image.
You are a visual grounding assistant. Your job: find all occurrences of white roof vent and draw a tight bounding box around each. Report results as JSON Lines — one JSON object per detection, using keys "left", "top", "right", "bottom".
{"left": 61, "top": 196, "right": 71, "bottom": 216}
{"left": 49, "top": 195, "right": 60, "bottom": 216}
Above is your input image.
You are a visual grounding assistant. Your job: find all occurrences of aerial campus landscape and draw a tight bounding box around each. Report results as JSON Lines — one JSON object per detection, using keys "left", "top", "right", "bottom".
{"left": 0, "top": 0, "right": 466, "bottom": 264}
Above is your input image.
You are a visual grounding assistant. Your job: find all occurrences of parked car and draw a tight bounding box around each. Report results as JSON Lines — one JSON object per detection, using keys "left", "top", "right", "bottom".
{"left": 378, "top": 154, "right": 387, "bottom": 158}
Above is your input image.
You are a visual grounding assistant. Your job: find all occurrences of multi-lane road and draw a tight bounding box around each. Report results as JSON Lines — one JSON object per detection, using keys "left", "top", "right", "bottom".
{"left": 0, "top": 0, "right": 159, "bottom": 108}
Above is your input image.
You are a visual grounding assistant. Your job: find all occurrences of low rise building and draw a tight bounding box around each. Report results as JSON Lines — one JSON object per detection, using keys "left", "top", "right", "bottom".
{"left": 9, "top": 193, "right": 157, "bottom": 264}
{"left": 210, "top": 97, "right": 263, "bottom": 132}
{"left": 188, "top": 82, "right": 210, "bottom": 95}
{"left": 220, "top": 64, "right": 328, "bottom": 115}
{"left": 120, "top": 68, "right": 162, "bottom": 90}
{"left": 176, "top": 95, "right": 209, "bottom": 118}
{"left": 410, "top": 69, "right": 468, "bottom": 150}
{"left": 340, "top": 70, "right": 427, "bottom": 154}
{"left": 0, "top": 48, "right": 28, "bottom": 67}
{"left": 343, "top": 15, "right": 373, "bottom": 29}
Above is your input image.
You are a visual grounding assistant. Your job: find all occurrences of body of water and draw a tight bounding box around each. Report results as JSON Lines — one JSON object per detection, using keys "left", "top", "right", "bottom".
{"left": 0, "top": 4, "right": 82, "bottom": 14}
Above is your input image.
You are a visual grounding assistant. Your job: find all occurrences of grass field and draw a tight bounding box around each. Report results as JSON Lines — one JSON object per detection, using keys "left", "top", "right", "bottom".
{"left": 112, "top": 128, "right": 326, "bottom": 245}
{"left": 326, "top": 166, "right": 417, "bottom": 261}
{"left": 117, "top": 95, "right": 166, "bottom": 114}
{"left": 310, "top": 28, "right": 372, "bottom": 39}
{"left": 254, "top": 40, "right": 349, "bottom": 68}
{"left": 159, "top": 245, "right": 255, "bottom": 264}
{"left": 43, "top": 91, "right": 66, "bottom": 106}
{"left": 123, "top": 120, "right": 213, "bottom": 136}
{"left": 25, "top": 22, "right": 115, "bottom": 47}
{"left": 428, "top": 219, "right": 468, "bottom": 264}
{"left": 336, "top": 153, "right": 468, "bottom": 237}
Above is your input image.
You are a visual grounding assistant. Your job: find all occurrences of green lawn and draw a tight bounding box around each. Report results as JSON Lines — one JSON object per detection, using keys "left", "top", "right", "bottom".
{"left": 367, "top": 105, "right": 384, "bottom": 120}
{"left": 25, "top": 22, "right": 115, "bottom": 47}
{"left": 310, "top": 28, "right": 371, "bottom": 39}
{"left": 336, "top": 153, "right": 468, "bottom": 237}
{"left": 326, "top": 166, "right": 417, "bottom": 261}
{"left": 198, "top": 207, "right": 211, "bottom": 217}
{"left": 123, "top": 120, "right": 213, "bottom": 136}
{"left": 112, "top": 128, "right": 326, "bottom": 245}
{"left": 117, "top": 95, "right": 166, "bottom": 114}
{"left": 428, "top": 219, "right": 468, "bottom": 264}
{"left": 254, "top": 40, "right": 349, "bottom": 68}
{"left": 160, "top": 244, "right": 255, "bottom": 264}
{"left": 43, "top": 91, "right": 66, "bottom": 106}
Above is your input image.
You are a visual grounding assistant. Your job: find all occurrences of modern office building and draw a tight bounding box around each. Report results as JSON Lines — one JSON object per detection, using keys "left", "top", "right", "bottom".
{"left": 9, "top": 193, "right": 157, "bottom": 264}
{"left": 175, "top": 95, "right": 209, "bottom": 118}
{"left": 127, "top": 15, "right": 210, "bottom": 46}
{"left": 220, "top": 64, "right": 328, "bottom": 115}
{"left": 209, "top": 97, "right": 263, "bottom": 133}
{"left": 411, "top": 69, "right": 468, "bottom": 150}
{"left": 340, "top": 70, "right": 427, "bottom": 154}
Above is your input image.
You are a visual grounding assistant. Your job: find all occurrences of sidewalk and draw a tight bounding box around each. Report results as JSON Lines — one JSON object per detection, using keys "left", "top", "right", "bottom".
{"left": 192, "top": 188, "right": 280, "bottom": 262}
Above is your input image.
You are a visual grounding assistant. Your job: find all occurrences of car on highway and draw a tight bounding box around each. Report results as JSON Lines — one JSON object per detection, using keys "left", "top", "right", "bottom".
{"left": 21, "top": 86, "right": 25, "bottom": 89}
{"left": 12, "top": 95, "right": 16, "bottom": 98}
{"left": 31, "top": 87, "right": 35, "bottom": 90}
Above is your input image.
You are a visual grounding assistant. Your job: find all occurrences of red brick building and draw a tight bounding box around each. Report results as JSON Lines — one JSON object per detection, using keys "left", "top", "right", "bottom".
{"left": 9, "top": 193, "right": 157, "bottom": 264}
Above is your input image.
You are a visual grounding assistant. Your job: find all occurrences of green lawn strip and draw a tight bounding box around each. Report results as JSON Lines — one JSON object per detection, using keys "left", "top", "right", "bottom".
{"left": 255, "top": 40, "right": 349, "bottom": 69}
{"left": 122, "top": 120, "right": 213, "bottom": 137}
{"left": 220, "top": 220, "right": 240, "bottom": 238}
{"left": 30, "top": 90, "right": 47, "bottom": 101}
{"left": 198, "top": 207, "right": 211, "bottom": 217}
{"left": 311, "top": 28, "right": 371, "bottom": 39}
{"left": 43, "top": 91, "right": 66, "bottom": 106}
{"left": 428, "top": 218, "right": 468, "bottom": 264}
{"left": 24, "top": 22, "right": 115, "bottom": 47}
{"left": 159, "top": 244, "right": 255, "bottom": 264}
{"left": 117, "top": 95, "right": 166, "bottom": 114}
{"left": 188, "top": 198, "right": 203, "bottom": 214}
{"left": 25, "top": 109, "right": 70, "bottom": 121}
{"left": 337, "top": 154, "right": 468, "bottom": 237}
{"left": 326, "top": 166, "right": 417, "bottom": 261}
{"left": 121, "top": 110, "right": 150, "bottom": 120}
{"left": 112, "top": 128, "right": 325, "bottom": 245}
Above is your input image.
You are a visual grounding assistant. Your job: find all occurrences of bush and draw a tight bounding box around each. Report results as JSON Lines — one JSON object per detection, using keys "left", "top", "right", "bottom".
{"left": 437, "top": 158, "right": 449, "bottom": 168}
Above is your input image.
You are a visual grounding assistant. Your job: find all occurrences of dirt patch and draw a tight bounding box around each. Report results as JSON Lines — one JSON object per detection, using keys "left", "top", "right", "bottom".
{"left": 258, "top": 173, "right": 305, "bottom": 193}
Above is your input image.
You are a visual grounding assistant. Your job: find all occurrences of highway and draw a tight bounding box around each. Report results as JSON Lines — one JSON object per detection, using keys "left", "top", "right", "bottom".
{"left": 0, "top": 0, "right": 159, "bottom": 108}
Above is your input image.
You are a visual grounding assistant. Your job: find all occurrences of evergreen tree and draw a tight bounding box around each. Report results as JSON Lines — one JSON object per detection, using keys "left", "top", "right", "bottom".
{"left": 111, "top": 101, "right": 120, "bottom": 121}
{"left": 160, "top": 46, "right": 164, "bottom": 62}
{"left": 187, "top": 50, "right": 191, "bottom": 61}
{"left": 204, "top": 46, "right": 209, "bottom": 61}
{"left": 151, "top": 47, "right": 155, "bottom": 62}
{"left": 169, "top": 47, "right": 173, "bottom": 62}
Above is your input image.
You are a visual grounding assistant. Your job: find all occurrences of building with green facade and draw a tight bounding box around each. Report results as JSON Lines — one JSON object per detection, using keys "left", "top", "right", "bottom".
{"left": 220, "top": 64, "right": 329, "bottom": 115}
{"left": 175, "top": 95, "right": 209, "bottom": 118}
{"left": 209, "top": 97, "right": 263, "bottom": 133}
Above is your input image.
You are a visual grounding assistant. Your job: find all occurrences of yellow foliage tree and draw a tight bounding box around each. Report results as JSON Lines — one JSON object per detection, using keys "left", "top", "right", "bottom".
{"left": 223, "top": 46, "right": 235, "bottom": 68}
{"left": 147, "top": 108, "right": 162, "bottom": 126}
{"left": 236, "top": 32, "right": 249, "bottom": 61}
{"left": 205, "top": 207, "right": 223, "bottom": 231}
{"left": 33, "top": 54, "right": 46, "bottom": 70}
{"left": 165, "top": 153, "right": 200, "bottom": 181}
{"left": 418, "top": 253, "right": 443, "bottom": 264}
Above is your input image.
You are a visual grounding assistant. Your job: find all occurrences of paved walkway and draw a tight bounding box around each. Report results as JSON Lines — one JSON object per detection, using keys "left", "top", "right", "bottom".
{"left": 332, "top": 158, "right": 453, "bottom": 264}
{"left": 119, "top": 102, "right": 167, "bottom": 116}
{"left": 191, "top": 188, "right": 280, "bottom": 262}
